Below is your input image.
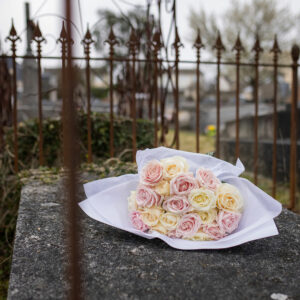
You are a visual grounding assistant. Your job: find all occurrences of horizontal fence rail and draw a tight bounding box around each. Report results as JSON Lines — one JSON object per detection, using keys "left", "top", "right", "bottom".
{"left": 0, "top": 20, "right": 299, "bottom": 211}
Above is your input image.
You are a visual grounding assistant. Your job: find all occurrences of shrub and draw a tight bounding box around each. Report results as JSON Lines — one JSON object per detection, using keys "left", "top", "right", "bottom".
{"left": 4, "top": 112, "right": 154, "bottom": 169}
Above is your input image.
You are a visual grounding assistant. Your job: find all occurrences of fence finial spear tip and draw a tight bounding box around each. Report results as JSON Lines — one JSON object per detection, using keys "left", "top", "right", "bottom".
{"left": 193, "top": 28, "right": 204, "bottom": 49}
{"left": 104, "top": 26, "right": 118, "bottom": 47}
{"left": 33, "top": 21, "right": 42, "bottom": 39}
{"left": 251, "top": 33, "right": 263, "bottom": 53}
{"left": 172, "top": 26, "right": 183, "bottom": 49}
{"left": 233, "top": 32, "right": 244, "bottom": 52}
{"left": 127, "top": 27, "right": 139, "bottom": 54}
{"left": 9, "top": 19, "right": 17, "bottom": 37}
{"left": 84, "top": 24, "right": 92, "bottom": 40}
{"left": 60, "top": 21, "right": 67, "bottom": 39}
{"left": 152, "top": 29, "right": 163, "bottom": 51}
{"left": 213, "top": 30, "right": 225, "bottom": 51}
{"left": 270, "top": 34, "right": 281, "bottom": 54}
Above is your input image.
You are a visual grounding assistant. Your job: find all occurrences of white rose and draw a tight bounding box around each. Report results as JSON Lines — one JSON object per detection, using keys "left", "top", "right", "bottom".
{"left": 196, "top": 208, "right": 217, "bottom": 224}
{"left": 188, "top": 188, "right": 217, "bottom": 211}
{"left": 140, "top": 207, "right": 163, "bottom": 227}
{"left": 159, "top": 212, "right": 180, "bottom": 230}
{"left": 216, "top": 183, "right": 244, "bottom": 212}
{"left": 128, "top": 191, "right": 137, "bottom": 212}
{"left": 152, "top": 222, "right": 168, "bottom": 235}
{"left": 186, "top": 230, "right": 212, "bottom": 241}
{"left": 154, "top": 180, "right": 170, "bottom": 196}
{"left": 161, "top": 156, "right": 189, "bottom": 179}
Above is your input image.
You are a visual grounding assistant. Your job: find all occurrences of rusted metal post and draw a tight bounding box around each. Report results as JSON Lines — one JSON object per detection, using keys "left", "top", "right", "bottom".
{"left": 251, "top": 34, "right": 263, "bottom": 185}
{"left": 105, "top": 27, "right": 118, "bottom": 158}
{"left": 82, "top": 25, "right": 94, "bottom": 163}
{"left": 152, "top": 30, "right": 162, "bottom": 147}
{"left": 6, "top": 20, "right": 20, "bottom": 172}
{"left": 33, "top": 22, "right": 46, "bottom": 166}
{"left": 233, "top": 33, "right": 244, "bottom": 160}
{"left": 213, "top": 31, "right": 225, "bottom": 158}
{"left": 270, "top": 35, "right": 281, "bottom": 198}
{"left": 289, "top": 44, "right": 299, "bottom": 210}
{"left": 64, "top": 0, "right": 81, "bottom": 298}
{"left": 128, "top": 28, "right": 138, "bottom": 161}
{"left": 172, "top": 26, "right": 182, "bottom": 150}
{"left": 193, "top": 29, "right": 204, "bottom": 153}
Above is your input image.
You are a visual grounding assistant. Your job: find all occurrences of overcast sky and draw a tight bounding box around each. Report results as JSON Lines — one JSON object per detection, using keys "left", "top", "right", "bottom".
{"left": 1, "top": 0, "right": 300, "bottom": 66}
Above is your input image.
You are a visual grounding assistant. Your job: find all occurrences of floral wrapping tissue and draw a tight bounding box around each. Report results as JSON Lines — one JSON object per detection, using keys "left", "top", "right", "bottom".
{"left": 79, "top": 147, "right": 282, "bottom": 250}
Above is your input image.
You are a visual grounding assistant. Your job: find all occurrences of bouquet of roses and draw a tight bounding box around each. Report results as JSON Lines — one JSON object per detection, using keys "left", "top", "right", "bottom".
{"left": 128, "top": 156, "right": 243, "bottom": 241}
{"left": 80, "top": 147, "right": 281, "bottom": 250}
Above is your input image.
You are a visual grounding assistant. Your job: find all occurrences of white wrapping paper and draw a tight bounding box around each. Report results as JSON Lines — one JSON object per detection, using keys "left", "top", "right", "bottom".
{"left": 79, "top": 147, "right": 282, "bottom": 250}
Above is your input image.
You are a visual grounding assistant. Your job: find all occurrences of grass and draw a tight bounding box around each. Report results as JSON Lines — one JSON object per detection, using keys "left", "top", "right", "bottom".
{"left": 162, "top": 129, "right": 216, "bottom": 154}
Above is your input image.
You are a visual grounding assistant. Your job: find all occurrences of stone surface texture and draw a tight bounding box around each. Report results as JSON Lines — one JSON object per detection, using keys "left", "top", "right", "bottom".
{"left": 8, "top": 179, "right": 300, "bottom": 300}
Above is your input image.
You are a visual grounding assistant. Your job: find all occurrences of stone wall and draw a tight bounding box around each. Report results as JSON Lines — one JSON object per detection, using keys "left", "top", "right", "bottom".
{"left": 8, "top": 177, "right": 300, "bottom": 299}
{"left": 220, "top": 138, "right": 300, "bottom": 183}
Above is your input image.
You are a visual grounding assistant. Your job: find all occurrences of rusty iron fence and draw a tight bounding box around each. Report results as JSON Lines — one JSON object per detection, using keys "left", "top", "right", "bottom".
{"left": 1, "top": 18, "right": 299, "bottom": 207}
{"left": 0, "top": 0, "right": 299, "bottom": 297}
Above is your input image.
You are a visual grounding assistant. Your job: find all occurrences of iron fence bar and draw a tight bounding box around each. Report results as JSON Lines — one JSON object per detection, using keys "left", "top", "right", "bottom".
{"left": 233, "top": 34, "right": 244, "bottom": 160}
{"left": 82, "top": 26, "right": 94, "bottom": 163}
{"left": 64, "top": 0, "right": 81, "bottom": 298}
{"left": 33, "top": 22, "right": 46, "bottom": 166}
{"left": 105, "top": 27, "right": 118, "bottom": 158}
{"left": 193, "top": 29, "right": 204, "bottom": 153}
{"left": 57, "top": 22, "right": 68, "bottom": 118}
{"left": 152, "top": 30, "right": 162, "bottom": 147}
{"left": 172, "top": 26, "right": 182, "bottom": 150}
{"left": 5, "top": 21, "right": 20, "bottom": 172}
{"left": 128, "top": 28, "right": 138, "bottom": 161}
{"left": 270, "top": 35, "right": 281, "bottom": 198}
{"left": 252, "top": 35, "right": 263, "bottom": 185}
{"left": 289, "top": 44, "right": 299, "bottom": 210}
{"left": 214, "top": 31, "right": 225, "bottom": 158}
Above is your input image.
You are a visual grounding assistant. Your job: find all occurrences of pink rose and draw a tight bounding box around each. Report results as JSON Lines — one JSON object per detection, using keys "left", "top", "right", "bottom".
{"left": 176, "top": 213, "right": 201, "bottom": 237}
{"left": 196, "top": 168, "right": 220, "bottom": 192}
{"left": 170, "top": 173, "right": 198, "bottom": 195}
{"left": 136, "top": 185, "right": 162, "bottom": 208}
{"left": 140, "top": 160, "right": 163, "bottom": 186}
{"left": 130, "top": 211, "right": 149, "bottom": 232}
{"left": 217, "top": 210, "right": 241, "bottom": 234}
{"left": 162, "top": 195, "right": 191, "bottom": 214}
{"left": 167, "top": 229, "right": 183, "bottom": 239}
{"left": 202, "top": 222, "right": 226, "bottom": 240}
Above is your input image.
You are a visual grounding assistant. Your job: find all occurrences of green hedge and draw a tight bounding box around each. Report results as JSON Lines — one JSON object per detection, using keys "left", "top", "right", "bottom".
{"left": 5, "top": 112, "right": 154, "bottom": 169}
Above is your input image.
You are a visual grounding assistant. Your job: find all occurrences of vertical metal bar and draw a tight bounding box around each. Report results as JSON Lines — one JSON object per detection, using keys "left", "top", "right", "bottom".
{"left": 172, "top": 27, "right": 182, "bottom": 150}
{"left": 193, "top": 29, "right": 204, "bottom": 153}
{"left": 82, "top": 26, "right": 94, "bottom": 162}
{"left": 33, "top": 22, "right": 45, "bottom": 166}
{"left": 57, "top": 23, "right": 68, "bottom": 118}
{"left": 12, "top": 48, "right": 18, "bottom": 171}
{"left": 105, "top": 28, "right": 118, "bottom": 157}
{"left": 6, "top": 21, "right": 20, "bottom": 172}
{"left": 132, "top": 53, "right": 137, "bottom": 160}
{"left": 63, "top": 0, "right": 81, "bottom": 297}
{"left": 252, "top": 35, "right": 263, "bottom": 185}
{"left": 154, "top": 58, "right": 158, "bottom": 147}
{"left": 213, "top": 32, "right": 225, "bottom": 158}
{"left": 128, "top": 29, "right": 138, "bottom": 161}
{"left": 270, "top": 35, "right": 281, "bottom": 198}
{"left": 289, "top": 45, "right": 299, "bottom": 210}
{"left": 233, "top": 34, "right": 244, "bottom": 160}
{"left": 152, "top": 30, "right": 162, "bottom": 147}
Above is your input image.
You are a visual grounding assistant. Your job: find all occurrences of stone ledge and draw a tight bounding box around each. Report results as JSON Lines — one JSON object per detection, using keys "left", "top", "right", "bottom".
{"left": 8, "top": 178, "right": 300, "bottom": 300}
